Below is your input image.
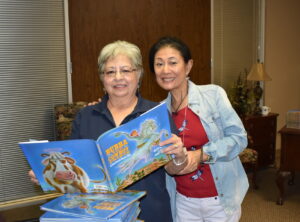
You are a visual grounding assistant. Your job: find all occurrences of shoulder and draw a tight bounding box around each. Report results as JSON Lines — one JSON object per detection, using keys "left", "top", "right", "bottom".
{"left": 138, "top": 97, "right": 159, "bottom": 110}
{"left": 195, "top": 84, "right": 223, "bottom": 93}
{"left": 75, "top": 101, "right": 106, "bottom": 119}
{"left": 76, "top": 104, "right": 96, "bottom": 114}
{"left": 189, "top": 82, "right": 225, "bottom": 98}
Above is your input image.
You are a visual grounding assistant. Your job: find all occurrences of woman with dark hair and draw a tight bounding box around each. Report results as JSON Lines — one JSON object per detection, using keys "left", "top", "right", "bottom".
{"left": 149, "top": 36, "right": 249, "bottom": 222}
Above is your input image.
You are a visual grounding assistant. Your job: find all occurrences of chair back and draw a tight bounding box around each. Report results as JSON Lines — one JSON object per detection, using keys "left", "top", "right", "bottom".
{"left": 55, "top": 102, "right": 87, "bottom": 140}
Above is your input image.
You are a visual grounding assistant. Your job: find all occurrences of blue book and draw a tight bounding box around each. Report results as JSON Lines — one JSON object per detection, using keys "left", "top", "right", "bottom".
{"left": 126, "top": 205, "right": 140, "bottom": 222}
{"left": 39, "top": 201, "right": 140, "bottom": 222}
{"left": 19, "top": 102, "right": 172, "bottom": 193}
{"left": 40, "top": 191, "right": 145, "bottom": 220}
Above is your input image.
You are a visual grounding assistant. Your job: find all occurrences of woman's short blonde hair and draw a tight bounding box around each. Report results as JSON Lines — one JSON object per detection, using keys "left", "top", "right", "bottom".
{"left": 98, "top": 40, "right": 143, "bottom": 81}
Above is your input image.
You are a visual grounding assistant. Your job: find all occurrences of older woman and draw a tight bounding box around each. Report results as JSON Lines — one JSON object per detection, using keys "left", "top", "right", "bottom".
{"left": 70, "top": 40, "right": 188, "bottom": 221}
{"left": 149, "top": 36, "right": 249, "bottom": 222}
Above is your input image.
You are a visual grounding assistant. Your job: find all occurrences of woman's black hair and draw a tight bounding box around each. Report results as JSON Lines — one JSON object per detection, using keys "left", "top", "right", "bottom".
{"left": 148, "top": 36, "right": 192, "bottom": 73}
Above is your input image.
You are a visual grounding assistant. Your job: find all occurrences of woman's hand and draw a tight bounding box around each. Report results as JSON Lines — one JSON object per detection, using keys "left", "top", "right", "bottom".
{"left": 28, "top": 170, "right": 39, "bottom": 185}
{"left": 177, "top": 149, "right": 210, "bottom": 175}
{"left": 85, "top": 98, "right": 102, "bottom": 107}
{"left": 160, "top": 134, "right": 186, "bottom": 162}
{"left": 160, "top": 134, "right": 188, "bottom": 174}
{"left": 177, "top": 150, "right": 201, "bottom": 175}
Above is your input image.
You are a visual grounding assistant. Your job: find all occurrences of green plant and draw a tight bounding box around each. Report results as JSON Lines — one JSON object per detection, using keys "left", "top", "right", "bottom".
{"left": 228, "top": 69, "right": 255, "bottom": 116}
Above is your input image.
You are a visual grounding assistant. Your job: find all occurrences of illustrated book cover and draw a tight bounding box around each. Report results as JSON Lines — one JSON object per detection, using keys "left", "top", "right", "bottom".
{"left": 40, "top": 201, "right": 140, "bottom": 222}
{"left": 19, "top": 102, "right": 172, "bottom": 193}
{"left": 40, "top": 191, "right": 145, "bottom": 220}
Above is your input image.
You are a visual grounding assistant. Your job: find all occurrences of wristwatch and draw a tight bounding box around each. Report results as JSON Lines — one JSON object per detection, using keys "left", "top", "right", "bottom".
{"left": 200, "top": 150, "right": 213, "bottom": 164}
{"left": 206, "top": 154, "right": 213, "bottom": 162}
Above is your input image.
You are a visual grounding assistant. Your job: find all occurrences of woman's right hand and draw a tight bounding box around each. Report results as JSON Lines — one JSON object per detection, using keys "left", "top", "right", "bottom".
{"left": 85, "top": 98, "right": 102, "bottom": 106}
{"left": 28, "top": 170, "right": 39, "bottom": 185}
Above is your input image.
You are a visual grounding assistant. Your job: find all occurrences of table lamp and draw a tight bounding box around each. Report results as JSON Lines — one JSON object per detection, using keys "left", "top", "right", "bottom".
{"left": 247, "top": 62, "right": 272, "bottom": 115}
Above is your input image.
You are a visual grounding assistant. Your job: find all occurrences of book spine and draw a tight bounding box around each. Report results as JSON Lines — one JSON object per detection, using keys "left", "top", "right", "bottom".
{"left": 96, "top": 143, "right": 115, "bottom": 192}
{"left": 107, "top": 196, "right": 138, "bottom": 219}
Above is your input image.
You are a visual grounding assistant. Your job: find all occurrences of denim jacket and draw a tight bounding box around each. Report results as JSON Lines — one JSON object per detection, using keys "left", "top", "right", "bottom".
{"left": 165, "top": 81, "right": 249, "bottom": 220}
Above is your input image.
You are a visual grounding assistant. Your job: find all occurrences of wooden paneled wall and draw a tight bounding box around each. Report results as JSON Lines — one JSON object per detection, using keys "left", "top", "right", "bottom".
{"left": 69, "top": 0, "right": 210, "bottom": 102}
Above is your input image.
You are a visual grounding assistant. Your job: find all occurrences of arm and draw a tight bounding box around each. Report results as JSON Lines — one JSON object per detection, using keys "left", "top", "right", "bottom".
{"left": 203, "top": 86, "right": 247, "bottom": 162}
{"left": 28, "top": 170, "right": 39, "bottom": 185}
{"left": 175, "top": 86, "right": 247, "bottom": 175}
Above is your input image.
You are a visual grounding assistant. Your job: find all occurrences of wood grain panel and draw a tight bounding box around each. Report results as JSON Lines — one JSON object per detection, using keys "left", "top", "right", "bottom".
{"left": 69, "top": 0, "right": 210, "bottom": 102}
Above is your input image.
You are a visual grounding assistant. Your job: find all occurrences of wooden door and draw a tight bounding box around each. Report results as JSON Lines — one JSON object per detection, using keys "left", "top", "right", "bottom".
{"left": 68, "top": 0, "right": 210, "bottom": 102}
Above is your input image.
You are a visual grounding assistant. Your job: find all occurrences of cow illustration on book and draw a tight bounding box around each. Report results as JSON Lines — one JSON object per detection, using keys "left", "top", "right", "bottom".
{"left": 114, "top": 119, "right": 169, "bottom": 173}
{"left": 41, "top": 151, "right": 106, "bottom": 193}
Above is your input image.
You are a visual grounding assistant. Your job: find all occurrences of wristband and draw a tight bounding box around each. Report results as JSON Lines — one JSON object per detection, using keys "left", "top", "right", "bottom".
{"left": 172, "top": 147, "right": 187, "bottom": 166}
{"left": 172, "top": 156, "right": 187, "bottom": 166}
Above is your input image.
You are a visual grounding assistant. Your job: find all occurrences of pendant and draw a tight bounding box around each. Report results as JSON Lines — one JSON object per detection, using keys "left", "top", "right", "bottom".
{"left": 191, "top": 169, "right": 204, "bottom": 181}
{"left": 178, "top": 119, "right": 188, "bottom": 132}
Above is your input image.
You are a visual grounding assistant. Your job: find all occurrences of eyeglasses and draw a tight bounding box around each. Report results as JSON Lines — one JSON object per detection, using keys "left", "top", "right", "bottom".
{"left": 103, "top": 68, "right": 137, "bottom": 78}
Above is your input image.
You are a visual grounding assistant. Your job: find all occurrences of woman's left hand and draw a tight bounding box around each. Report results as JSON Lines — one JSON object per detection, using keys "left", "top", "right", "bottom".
{"left": 177, "top": 149, "right": 201, "bottom": 175}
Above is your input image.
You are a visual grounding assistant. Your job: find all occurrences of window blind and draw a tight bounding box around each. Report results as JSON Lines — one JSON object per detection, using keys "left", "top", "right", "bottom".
{"left": 212, "top": 0, "right": 258, "bottom": 90}
{"left": 0, "top": 0, "right": 68, "bottom": 204}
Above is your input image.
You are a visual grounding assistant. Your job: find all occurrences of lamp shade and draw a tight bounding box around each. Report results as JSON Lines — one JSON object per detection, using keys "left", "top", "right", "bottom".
{"left": 247, "top": 63, "right": 272, "bottom": 81}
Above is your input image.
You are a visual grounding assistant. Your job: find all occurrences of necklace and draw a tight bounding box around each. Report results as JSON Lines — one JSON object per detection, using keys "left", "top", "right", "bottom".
{"left": 171, "top": 85, "right": 188, "bottom": 114}
{"left": 177, "top": 106, "right": 205, "bottom": 182}
{"left": 178, "top": 106, "right": 188, "bottom": 133}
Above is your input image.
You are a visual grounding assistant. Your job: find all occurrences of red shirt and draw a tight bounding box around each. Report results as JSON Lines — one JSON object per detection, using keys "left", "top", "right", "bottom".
{"left": 172, "top": 107, "right": 218, "bottom": 198}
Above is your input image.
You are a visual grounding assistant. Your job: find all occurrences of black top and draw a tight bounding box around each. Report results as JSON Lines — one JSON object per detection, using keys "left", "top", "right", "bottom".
{"left": 71, "top": 94, "right": 173, "bottom": 222}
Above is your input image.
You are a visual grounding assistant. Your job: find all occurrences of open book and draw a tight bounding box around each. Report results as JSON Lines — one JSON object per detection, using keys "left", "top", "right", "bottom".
{"left": 19, "top": 102, "right": 172, "bottom": 193}
{"left": 40, "top": 191, "right": 144, "bottom": 220}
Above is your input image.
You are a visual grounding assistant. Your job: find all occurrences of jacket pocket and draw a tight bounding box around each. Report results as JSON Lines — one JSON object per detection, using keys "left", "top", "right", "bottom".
{"left": 206, "top": 112, "right": 223, "bottom": 140}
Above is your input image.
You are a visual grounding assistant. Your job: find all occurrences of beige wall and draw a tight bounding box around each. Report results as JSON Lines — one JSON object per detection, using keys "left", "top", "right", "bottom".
{"left": 265, "top": 0, "right": 300, "bottom": 148}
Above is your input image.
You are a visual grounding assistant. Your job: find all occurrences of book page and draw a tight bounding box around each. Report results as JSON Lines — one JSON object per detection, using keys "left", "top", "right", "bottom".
{"left": 19, "top": 139, "right": 110, "bottom": 193}
{"left": 96, "top": 103, "right": 171, "bottom": 192}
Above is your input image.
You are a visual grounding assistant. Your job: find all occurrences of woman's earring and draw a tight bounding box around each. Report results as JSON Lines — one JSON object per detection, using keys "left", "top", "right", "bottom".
{"left": 185, "top": 76, "right": 190, "bottom": 80}
{"left": 103, "top": 88, "right": 107, "bottom": 94}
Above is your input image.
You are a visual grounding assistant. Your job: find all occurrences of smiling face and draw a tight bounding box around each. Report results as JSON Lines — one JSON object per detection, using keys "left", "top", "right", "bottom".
{"left": 154, "top": 46, "right": 193, "bottom": 92}
{"left": 102, "top": 54, "right": 140, "bottom": 100}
